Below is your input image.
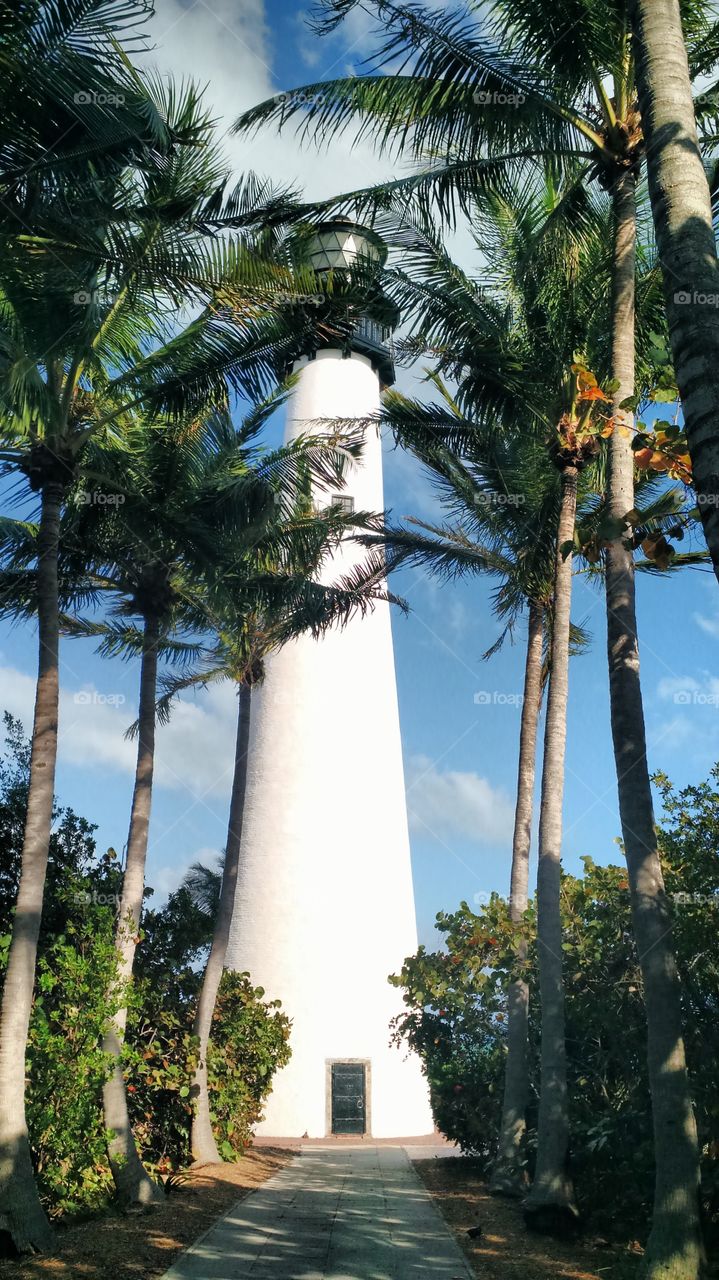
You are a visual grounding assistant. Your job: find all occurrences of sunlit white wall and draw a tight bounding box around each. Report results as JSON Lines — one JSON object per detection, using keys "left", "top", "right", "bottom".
{"left": 226, "top": 350, "right": 433, "bottom": 1137}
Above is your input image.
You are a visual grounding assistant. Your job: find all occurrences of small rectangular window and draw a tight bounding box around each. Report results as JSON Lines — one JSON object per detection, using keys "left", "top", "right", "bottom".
{"left": 331, "top": 494, "right": 354, "bottom": 515}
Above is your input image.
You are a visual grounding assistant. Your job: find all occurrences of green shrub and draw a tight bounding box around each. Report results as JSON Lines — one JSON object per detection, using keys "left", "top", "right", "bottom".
{"left": 123, "top": 969, "right": 291, "bottom": 1174}
{"left": 0, "top": 715, "right": 292, "bottom": 1217}
{"left": 26, "top": 883, "right": 120, "bottom": 1215}
{"left": 392, "top": 768, "right": 719, "bottom": 1239}
{"left": 208, "top": 972, "right": 292, "bottom": 1159}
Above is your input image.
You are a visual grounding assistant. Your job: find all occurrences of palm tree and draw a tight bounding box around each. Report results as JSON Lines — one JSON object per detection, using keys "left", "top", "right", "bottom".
{"left": 153, "top": 546, "right": 397, "bottom": 1165}
{"left": 494, "top": 595, "right": 543, "bottom": 1194}
{"left": 349, "top": 183, "right": 695, "bottom": 1220}
{"left": 379, "top": 395, "right": 608, "bottom": 1221}
{"left": 48, "top": 390, "right": 380, "bottom": 1196}
{"left": 628, "top": 0, "right": 719, "bottom": 588}
{"left": 237, "top": 7, "right": 712, "bottom": 1263}
{"left": 182, "top": 858, "right": 223, "bottom": 921}
{"left": 376, "top": 420, "right": 556, "bottom": 1191}
{"left": 528, "top": 369, "right": 607, "bottom": 1226}
{"left": 0, "top": 76, "right": 333, "bottom": 1231}
{"left": 0, "top": 9, "right": 182, "bottom": 1247}
{"left": 61, "top": 423, "right": 222, "bottom": 1208}
{"left": 0, "top": 460, "right": 61, "bottom": 1251}
{"left": 190, "top": 675, "right": 252, "bottom": 1167}
{"left": 369, "top": 189, "right": 606, "bottom": 1207}
{"left": 0, "top": 0, "right": 171, "bottom": 200}
{"left": 374, "top": 387, "right": 695, "bottom": 1210}
{"left": 0, "top": 15, "right": 363, "bottom": 1221}
{"left": 0, "top": 59, "right": 421, "bottom": 1212}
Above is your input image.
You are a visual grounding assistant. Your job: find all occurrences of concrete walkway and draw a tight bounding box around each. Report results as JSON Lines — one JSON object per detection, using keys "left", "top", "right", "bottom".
{"left": 160, "top": 1146, "right": 474, "bottom": 1279}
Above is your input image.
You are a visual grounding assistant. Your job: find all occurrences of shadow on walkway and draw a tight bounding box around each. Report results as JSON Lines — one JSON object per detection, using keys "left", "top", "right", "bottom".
{"left": 161, "top": 1147, "right": 474, "bottom": 1279}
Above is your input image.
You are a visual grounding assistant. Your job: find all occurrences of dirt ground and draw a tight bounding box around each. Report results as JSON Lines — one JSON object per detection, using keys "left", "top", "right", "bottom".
{"left": 0, "top": 1149, "right": 290, "bottom": 1280}
{"left": 413, "top": 1158, "right": 641, "bottom": 1280}
{"left": 5, "top": 1148, "right": 708, "bottom": 1280}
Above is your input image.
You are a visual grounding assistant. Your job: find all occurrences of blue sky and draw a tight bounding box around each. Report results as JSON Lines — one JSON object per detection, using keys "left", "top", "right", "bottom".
{"left": 2, "top": 0, "right": 718, "bottom": 948}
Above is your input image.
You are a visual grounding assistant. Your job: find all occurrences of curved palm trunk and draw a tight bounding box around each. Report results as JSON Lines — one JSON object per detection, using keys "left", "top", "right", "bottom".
{"left": 524, "top": 467, "right": 578, "bottom": 1229}
{"left": 490, "top": 600, "right": 544, "bottom": 1197}
{"left": 0, "top": 482, "right": 62, "bottom": 1253}
{"left": 605, "top": 170, "right": 702, "bottom": 1280}
{"left": 629, "top": 0, "right": 719, "bottom": 585}
{"left": 191, "top": 681, "right": 252, "bottom": 1165}
{"left": 103, "top": 613, "right": 164, "bottom": 1206}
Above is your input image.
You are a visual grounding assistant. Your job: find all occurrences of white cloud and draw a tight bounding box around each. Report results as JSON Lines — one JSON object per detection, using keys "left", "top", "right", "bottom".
{"left": 405, "top": 753, "right": 514, "bottom": 845}
{"left": 152, "top": 682, "right": 238, "bottom": 796}
{"left": 141, "top": 0, "right": 393, "bottom": 204}
{"left": 689, "top": 574, "right": 719, "bottom": 639}
{"left": 140, "top": 0, "right": 483, "bottom": 472}
{"left": 142, "top": 2, "right": 488, "bottom": 280}
{"left": 294, "top": 4, "right": 378, "bottom": 72}
{"left": 652, "top": 715, "right": 696, "bottom": 751}
{"left": 0, "top": 664, "right": 238, "bottom": 800}
{"left": 445, "top": 598, "right": 469, "bottom": 638}
{"left": 652, "top": 672, "right": 719, "bottom": 761}
{"left": 694, "top": 611, "right": 719, "bottom": 638}
{"left": 657, "top": 673, "right": 719, "bottom": 708}
{"left": 657, "top": 675, "right": 700, "bottom": 700}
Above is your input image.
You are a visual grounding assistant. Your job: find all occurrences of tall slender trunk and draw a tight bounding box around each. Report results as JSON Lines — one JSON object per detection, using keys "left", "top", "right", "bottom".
{"left": 524, "top": 467, "right": 578, "bottom": 1229}
{"left": 0, "top": 482, "right": 62, "bottom": 1253}
{"left": 490, "top": 600, "right": 544, "bottom": 1197}
{"left": 605, "top": 169, "right": 703, "bottom": 1280}
{"left": 629, "top": 0, "right": 719, "bottom": 584}
{"left": 103, "top": 613, "right": 164, "bottom": 1206}
{"left": 191, "top": 681, "right": 252, "bottom": 1165}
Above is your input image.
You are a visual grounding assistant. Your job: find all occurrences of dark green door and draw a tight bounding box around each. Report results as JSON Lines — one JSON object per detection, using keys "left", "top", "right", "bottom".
{"left": 331, "top": 1062, "right": 366, "bottom": 1135}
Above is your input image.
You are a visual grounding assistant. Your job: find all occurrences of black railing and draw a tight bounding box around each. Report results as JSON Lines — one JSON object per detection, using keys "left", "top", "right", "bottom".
{"left": 351, "top": 315, "right": 395, "bottom": 385}
{"left": 353, "top": 315, "right": 393, "bottom": 349}
{"left": 284, "top": 310, "right": 396, "bottom": 385}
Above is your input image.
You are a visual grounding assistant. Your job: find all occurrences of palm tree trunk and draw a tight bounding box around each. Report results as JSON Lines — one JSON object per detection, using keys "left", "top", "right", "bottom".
{"left": 191, "top": 681, "right": 252, "bottom": 1165}
{"left": 524, "top": 467, "right": 578, "bottom": 1230}
{"left": 629, "top": 0, "right": 719, "bottom": 585}
{"left": 0, "top": 481, "right": 62, "bottom": 1253}
{"left": 490, "top": 599, "right": 544, "bottom": 1197}
{"left": 605, "top": 168, "right": 703, "bottom": 1280}
{"left": 103, "top": 613, "right": 164, "bottom": 1206}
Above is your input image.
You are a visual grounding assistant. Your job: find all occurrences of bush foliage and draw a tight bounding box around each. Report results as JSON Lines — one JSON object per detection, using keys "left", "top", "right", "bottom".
{"left": 0, "top": 715, "right": 291, "bottom": 1217}
{"left": 391, "top": 768, "right": 719, "bottom": 1239}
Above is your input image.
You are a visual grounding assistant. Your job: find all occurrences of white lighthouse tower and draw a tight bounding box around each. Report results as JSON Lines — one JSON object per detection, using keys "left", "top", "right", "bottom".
{"left": 225, "top": 222, "right": 434, "bottom": 1139}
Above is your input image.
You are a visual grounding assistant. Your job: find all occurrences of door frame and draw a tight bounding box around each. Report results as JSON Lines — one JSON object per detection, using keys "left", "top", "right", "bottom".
{"left": 325, "top": 1058, "right": 371, "bottom": 1138}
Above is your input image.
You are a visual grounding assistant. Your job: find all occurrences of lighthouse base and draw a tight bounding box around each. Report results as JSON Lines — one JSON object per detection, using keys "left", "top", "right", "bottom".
{"left": 253, "top": 1030, "right": 434, "bottom": 1140}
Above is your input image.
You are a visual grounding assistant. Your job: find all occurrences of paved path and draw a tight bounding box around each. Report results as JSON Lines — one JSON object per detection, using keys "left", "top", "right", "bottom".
{"left": 161, "top": 1146, "right": 474, "bottom": 1279}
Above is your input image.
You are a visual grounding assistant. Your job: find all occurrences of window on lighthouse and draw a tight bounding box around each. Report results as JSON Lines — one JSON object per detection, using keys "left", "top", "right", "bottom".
{"left": 331, "top": 494, "right": 354, "bottom": 515}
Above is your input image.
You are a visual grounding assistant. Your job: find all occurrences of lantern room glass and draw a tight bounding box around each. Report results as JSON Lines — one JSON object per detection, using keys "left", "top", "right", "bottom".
{"left": 307, "top": 223, "right": 384, "bottom": 274}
